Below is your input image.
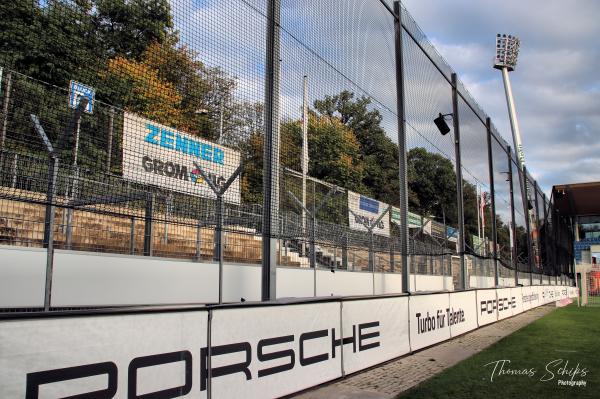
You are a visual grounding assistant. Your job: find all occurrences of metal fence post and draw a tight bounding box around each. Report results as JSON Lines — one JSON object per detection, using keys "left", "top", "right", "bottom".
{"left": 129, "top": 216, "right": 136, "bottom": 255}
{"left": 534, "top": 180, "right": 543, "bottom": 284}
{"left": 0, "top": 71, "right": 12, "bottom": 166}
{"left": 143, "top": 193, "right": 154, "bottom": 256}
{"left": 507, "top": 147, "right": 518, "bottom": 286}
{"left": 43, "top": 156, "right": 59, "bottom": 311}
{"left": 261, "top": 0, "right": 281, "bottom": 301}
{"left": 106, "top": 106, "right": 114, "bottom": 172}
{"left": 451, "top": 73, "right": 467, "bottom": 290}
{"left": 486, "top": 118, "right": 499, "bottom": 286}
{"left": 195, "top": 220, "right": 203, "bottom": 261}
{"left": 394, "top": 1, "right": 410, "bottom": 293}
{"left": 522, "top": 166, "right": 534, "bottom": 286}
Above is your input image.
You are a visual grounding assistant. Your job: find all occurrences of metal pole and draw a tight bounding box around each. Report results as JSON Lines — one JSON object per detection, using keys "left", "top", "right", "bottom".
{"left": 106, "top": 107, "right": 114, "bottom": 172}
{"left": 261, "top": 0, "right": 281, "bottom": 301}
{"left": 534, "top": 180, "right": 542, "bottom": 284}
{"left": 217, "top": 196, "right": 224, "bottom": 304}
{"left": 451, "top": 73, "right": 467, "bottom": 290}
{"left": 522, "top": 166, "right": 534, "bottom": 286}
{"left": 44, "top": 156, "right": 59, "bottom": 311}
{"left": 195, "top": 221, "right": 203, "bottom": 261}
{"left": 542, "top": 193, "right": 549, "bottom": 281}
{"left": 507, "top": 148, "right": 518, "bottom": 286}
{"left": 486, "top": 118, "right": 499, "bottom": 286}
{"left": 219, "top": 101, "right": 224, "bottom": 144}
{"left": 11, "top": 153, "right": 17, "bottom": 188}
{"left": 501, "top": 67, "right": 525, "bottom": 167}
{"left": 0, "top": 71, "right": 12, "bottom": 165}
{"left": 301, "top": 75, "right": 309, "bottom": 257}
{"left": 394, "top": 1, "right": 410, "bottom": 293}
{"left": 312, "top": 213, "right": 317, "bottom": 296}
{"left": 129, "top": 217, "right": 136, "bottom": 255}
{"left": 143, "top": 193, "right": 154, "bottom": 256}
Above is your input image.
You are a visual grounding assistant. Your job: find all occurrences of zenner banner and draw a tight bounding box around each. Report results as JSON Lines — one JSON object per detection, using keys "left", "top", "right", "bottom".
{"left": 348, "top": 191, "right": 390, "bottom": 237}
{"left": 123, "top": 112, "right": 241, "bottom": 203}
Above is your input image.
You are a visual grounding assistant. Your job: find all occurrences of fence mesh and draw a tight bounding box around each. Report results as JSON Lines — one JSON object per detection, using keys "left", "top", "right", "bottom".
{"left": 0, "top": 0, "right": 573, "bottom": 302}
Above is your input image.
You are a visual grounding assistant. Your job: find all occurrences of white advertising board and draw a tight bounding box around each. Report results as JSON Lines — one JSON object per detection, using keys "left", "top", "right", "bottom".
{"left": 448, "top": 291, "right": 477, "bottom": 337}
{"left": 521, "top": 286, "right": 539, "bottom": 311}
{"left": 341, "top": 297, "right": 410, "bottom": 374}
{"left": 209, "top": 303, "right": 342, "bottom": 399}
{"left": 476, "top": 289, "right": 498, "bottom": 326}
{"left": 496, "top": 288, "right": 517, "bottom": 320}
{"left": 409, "top": 293, "right": 451, "bottom": 351}
{"left": 122, "top": 112, "right": 241, "bottom": 203}
{"left": 0, "top": 311, "right": 208, "bottom": 398}
{"left": 348, "top": 190, "right": 390, "bottom": 237}
{"left": 510, "top": 287, "right": 523, "bottom": 315}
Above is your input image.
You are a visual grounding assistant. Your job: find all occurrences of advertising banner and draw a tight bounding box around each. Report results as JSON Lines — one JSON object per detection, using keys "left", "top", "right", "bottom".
{"left": 431, "top": 221, "right": 445, "bottom": 238}
{"left": 510, "top": 287, "right": 524, "bottom": 315}
{"left": 348, "top": 191, "right": 390, "bottom": 237}
{"left": 122, "top": 112, "right": 241, "bottom": 203}
{"left": 0, "top": 311, "right": 208, "bottom": 398}
{"left": 422, "top": 217, "right": 433, "bottom": 236}
{"left": 341, "top": 297, "right": 410, "bottom": 374}
{"left": 409, "top": 293, "right": 452, "bottom": 351}
{"left": 446, "top": 226, "right": 458, "bottom": 243}
{"left": 521, "top": 286, "right": 539, "bottom": 311}
{"left": 496, "top": 288, "right": 516, "bottom": 320}
{"left": 476, "top": 289, "right": 498, "bottom": 326}
{"left": 209, "top": 303, "right": 342, "bottom": 399}
{"left": 408, "top": 211, "right": 422, "bottom": 228}
{"left": 448, "top": 291, "right": 477, "bottom": 337}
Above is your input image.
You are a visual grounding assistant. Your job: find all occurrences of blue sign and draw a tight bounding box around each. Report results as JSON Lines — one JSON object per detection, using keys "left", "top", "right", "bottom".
{"left": 359, "top": 196, "right": 379, "bottom": 214}
{"left": 446, "top": 226, "right": 458, "bottom": 239}
{"left": 69, "top": 80, "right": 95, "bottom": 114}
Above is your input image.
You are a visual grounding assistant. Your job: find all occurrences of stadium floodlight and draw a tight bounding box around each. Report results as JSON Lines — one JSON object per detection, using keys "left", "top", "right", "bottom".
{"left": 494, "top": 34, "right": 520, "bottom": 72}
{"left": 494, "top": 33, "right": 525, "bottom": 167}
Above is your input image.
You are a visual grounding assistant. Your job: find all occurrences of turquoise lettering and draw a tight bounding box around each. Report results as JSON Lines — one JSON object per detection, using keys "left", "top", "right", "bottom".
{"left": 175, "top": 134, "right": 189, "bottom": 154}
{"left": 201, "top": 144, "right": 212, "bottom": 161}
{"left": 160, "top": 129, "right": 174, "bottom": 149}
{"left": 144, "top": 124, "right": 160, "bottom": 145}
{"left": 189, "top": 140, "right": 201, "bottom": 157}
{"left": 213, "top": 148, "right": 224, "bottom": 165}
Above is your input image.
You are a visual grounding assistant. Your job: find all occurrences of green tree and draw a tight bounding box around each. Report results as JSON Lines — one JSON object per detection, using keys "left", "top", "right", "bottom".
{"left": 313, "top": 91, "right": 399, "bottom": 205}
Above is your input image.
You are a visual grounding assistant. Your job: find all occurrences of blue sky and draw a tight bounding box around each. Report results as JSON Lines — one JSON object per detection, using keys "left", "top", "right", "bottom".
{"left": 172, "top": 0, "right": 600, "bottom": 195}
{"left": 402, "top": 0, "right": 600, "bottom": 192}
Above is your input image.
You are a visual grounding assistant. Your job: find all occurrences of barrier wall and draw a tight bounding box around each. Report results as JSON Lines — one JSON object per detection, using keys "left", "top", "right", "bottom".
{"left": 1, "top": 248, "right": 445, "bottom": 307}
{"left": 0, "top": 285, "right": 575, "bottom": 398}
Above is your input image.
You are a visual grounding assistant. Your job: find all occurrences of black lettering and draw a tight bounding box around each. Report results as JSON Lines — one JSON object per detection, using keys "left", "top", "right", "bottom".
{"left": 299, "top": 330, "right": 329, "bottom": 366}
{"left": 153, "top": 159, "right": 164, "bottom": 175}
{"left": 358, "top": 322, "right": 380, "bottom": 351}
{"left": 257, "top": 335, "right": 295, "bottom": 378}
{"left": 26, "top": 362, "right": 117, "bottom": 399}
{"left": 164, "top": 162, "right": 175, "bottom": 177}
{"left": 331, "top": 326, "right": 356, "bottom": 358}
{"left": 142, "top": 156, "right": 153, "bottom": 172}
{"left": 200, "top": 343, "right": 251, "bottom": 392}
{"left": 128, "top": 351, "right": 192, "bottom": 399}
{"left": 176, "top": 165, "right": 188, "bottom": 181}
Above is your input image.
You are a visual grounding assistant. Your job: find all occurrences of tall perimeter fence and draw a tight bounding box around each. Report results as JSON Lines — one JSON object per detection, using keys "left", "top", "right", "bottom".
{"left": 0, "top": 0, "right": 574, "bottom": 310}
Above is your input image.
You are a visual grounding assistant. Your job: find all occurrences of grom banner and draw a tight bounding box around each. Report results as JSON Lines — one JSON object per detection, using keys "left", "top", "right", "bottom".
{"left": 122, "top": 112, "right": 241, "bottom": 203}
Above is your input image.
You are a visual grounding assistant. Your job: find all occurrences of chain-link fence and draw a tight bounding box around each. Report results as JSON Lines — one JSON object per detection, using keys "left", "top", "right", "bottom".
{"left": 0, "top": 0, "right": 574, "bottom": 308}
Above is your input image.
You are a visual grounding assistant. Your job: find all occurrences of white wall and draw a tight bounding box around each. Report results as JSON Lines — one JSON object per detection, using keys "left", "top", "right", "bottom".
{"left": 52, "top": 250, "right": 219, "bottom": 306}
{"left": 0, "top": 246, "right": 46, "bottom": 308}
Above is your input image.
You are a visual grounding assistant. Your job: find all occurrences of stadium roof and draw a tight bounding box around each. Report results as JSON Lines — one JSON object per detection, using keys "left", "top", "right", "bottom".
{"left": 553, "top": 181, "right": 600, "bottom": 217}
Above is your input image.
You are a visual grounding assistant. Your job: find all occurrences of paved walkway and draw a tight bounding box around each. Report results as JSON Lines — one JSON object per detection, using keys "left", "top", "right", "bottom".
{"left": 292, "top": 305, "right": 556, "bottom": 399}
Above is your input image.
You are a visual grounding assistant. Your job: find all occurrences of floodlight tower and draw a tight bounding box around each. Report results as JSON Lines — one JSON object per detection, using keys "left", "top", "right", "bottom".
{"left": 494, "top": 34, "right": 538, "bottom": 282}
{"left": 494, "top": 34, "right": 525, "bottom": 167}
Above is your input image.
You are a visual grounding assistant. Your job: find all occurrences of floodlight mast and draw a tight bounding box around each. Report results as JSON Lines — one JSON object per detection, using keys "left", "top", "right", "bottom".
{"left": 494, "top": 34, "right": 525, "bottom": 168}
{"left": 494, "top": 33, "right": 537, "bottom": 284}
